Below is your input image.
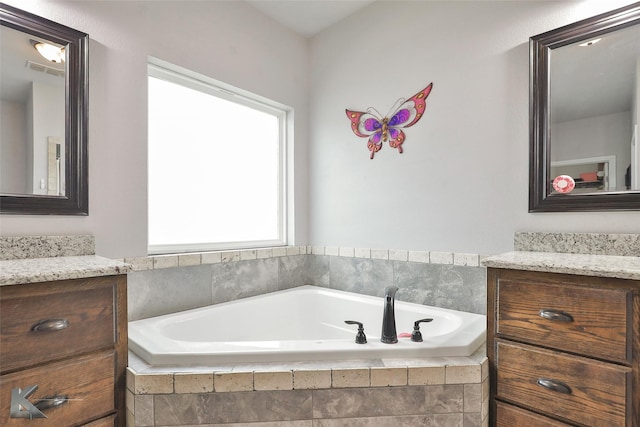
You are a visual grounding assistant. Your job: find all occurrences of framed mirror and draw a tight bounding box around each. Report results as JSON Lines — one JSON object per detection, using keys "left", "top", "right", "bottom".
{"left": 530, "top": 2, "right": 640, "bottom": 212}
{"left": 0, "top": 3, "right": 88, "bottom": 214}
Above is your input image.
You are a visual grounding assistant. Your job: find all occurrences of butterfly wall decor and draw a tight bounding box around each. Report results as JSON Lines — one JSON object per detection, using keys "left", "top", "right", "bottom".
{"left": 346, "top": 83, "right": 433, "bottom": 159}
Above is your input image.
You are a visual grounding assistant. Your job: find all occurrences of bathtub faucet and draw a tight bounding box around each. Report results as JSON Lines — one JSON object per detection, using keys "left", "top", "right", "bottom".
{"left": 381, "top": 286, "right": 398, "bottom": 344}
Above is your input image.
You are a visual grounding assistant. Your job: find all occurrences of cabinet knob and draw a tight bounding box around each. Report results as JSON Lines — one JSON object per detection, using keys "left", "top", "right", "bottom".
{"left": 31, "top": 319, "right": 69, "bottom": 333}
{"left": 537, "top": 378, "right": 572, "bottom": 394}
{"left": 34, "top": 395, "right": 68, "bottom": 411}
{"left": 538, "top": 309, "right": 573, "bottom": 323}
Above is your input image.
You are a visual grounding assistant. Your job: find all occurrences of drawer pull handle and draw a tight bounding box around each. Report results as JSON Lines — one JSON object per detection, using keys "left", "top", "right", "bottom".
{"left": 31, "top": 319, "right": 69, "bottom": 333}
{"left": 34, "top": 395, "right": 68, "bottom": 412}
{"left": 538, "top": 309, "right": 573, "bottom": 322}
{"left": 537, "top": 378, "right": 572, "bottom": 394}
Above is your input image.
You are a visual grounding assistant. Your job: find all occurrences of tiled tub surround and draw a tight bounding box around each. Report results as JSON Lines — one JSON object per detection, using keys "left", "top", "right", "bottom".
{"left": 126, "top": 247, "right": 488, "bottom": 426}
{"left": 127, "top": 350, "right": 489, "bottom": 427}
{"left": 125, "top": 247, "right": 487, "bottom": 321}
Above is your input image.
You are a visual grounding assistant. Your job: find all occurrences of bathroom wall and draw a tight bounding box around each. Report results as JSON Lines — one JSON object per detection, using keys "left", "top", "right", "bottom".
{"left": 2, "top": 1, "right": 639, "bottom": 260}
{"left": 0, "top": 0, "right": 310, "bottom": 258}
{"left": 308, "top": 0, "right": 640, "bottom": 255}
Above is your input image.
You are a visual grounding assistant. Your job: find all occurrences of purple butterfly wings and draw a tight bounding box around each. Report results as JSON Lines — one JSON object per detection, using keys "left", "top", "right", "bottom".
{"left": 346, "top": 83, "right": 433, "bottom": 159}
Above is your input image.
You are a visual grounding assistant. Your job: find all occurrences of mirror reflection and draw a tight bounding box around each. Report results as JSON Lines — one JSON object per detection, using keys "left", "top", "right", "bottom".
{"left": 1, "top": 24, "right": 66, "bottom": 196}
{"left": 549, "top": 22, "right": 640, "bottom": 195}
{"left": 529, "top": 2, "right": 640, "bottom": 212}
{"left": 1, "top": 3, "right": 88, "bottom": 215}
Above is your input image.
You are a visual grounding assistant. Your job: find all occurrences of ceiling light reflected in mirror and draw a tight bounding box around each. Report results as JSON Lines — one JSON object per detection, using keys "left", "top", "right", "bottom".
{"left": 30, "top": 39, "right": 65, "bottom": 63}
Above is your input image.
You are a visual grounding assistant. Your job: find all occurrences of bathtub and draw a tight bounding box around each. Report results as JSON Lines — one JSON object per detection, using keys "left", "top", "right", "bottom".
{"left": 128, "top": 285, "right": 486, "bottom": 365}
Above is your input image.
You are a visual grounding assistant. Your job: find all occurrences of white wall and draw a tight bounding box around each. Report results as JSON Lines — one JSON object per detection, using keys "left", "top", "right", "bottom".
{"left": 309, "top": 0, "right": 640, "bottom": 255}
{"left": 0, "top": 0, "right": 310, "bottom": 258}
{"left": 2, "top": 0, "right": 640, "bottom": 259}
{"left": 0, "top": 100, "right": 29, "bottom": 194}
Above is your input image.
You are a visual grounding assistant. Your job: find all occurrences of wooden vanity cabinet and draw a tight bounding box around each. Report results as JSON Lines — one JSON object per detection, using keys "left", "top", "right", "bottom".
{"left": 0, "top": 275, "right": 127, "bottom": 426}
{"left": 487, "top": 268, "right": 640, "bottom": 427}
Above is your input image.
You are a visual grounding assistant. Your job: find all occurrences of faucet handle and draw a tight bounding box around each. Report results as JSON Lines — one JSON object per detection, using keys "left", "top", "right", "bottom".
{"left": 345, "top": 320, "right": 367, "bottom": 344}
{"left": 411, "top": 318, "right": 433, "bottom": 342}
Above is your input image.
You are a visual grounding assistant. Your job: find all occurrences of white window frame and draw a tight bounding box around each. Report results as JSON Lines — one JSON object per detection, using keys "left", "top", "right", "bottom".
{"left": 147, "top": 58, "right": 293, "bottom": 255}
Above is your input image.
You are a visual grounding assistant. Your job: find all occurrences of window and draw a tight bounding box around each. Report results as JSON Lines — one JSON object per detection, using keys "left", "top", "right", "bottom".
{"left": 148, "top": 59, "right": 291, "bottom": 254}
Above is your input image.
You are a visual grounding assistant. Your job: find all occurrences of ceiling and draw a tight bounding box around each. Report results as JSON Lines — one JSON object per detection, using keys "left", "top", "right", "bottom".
{"left": 246, "top": 0, "right": 375, "bottom": 38}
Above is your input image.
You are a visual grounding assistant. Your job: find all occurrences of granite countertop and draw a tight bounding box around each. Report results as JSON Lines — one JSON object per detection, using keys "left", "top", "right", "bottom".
{"left": 482, "top": 251, "right": 640, "bottom": 281}
{"left": 0, "top": 255, "right": 131, "bottom": 286}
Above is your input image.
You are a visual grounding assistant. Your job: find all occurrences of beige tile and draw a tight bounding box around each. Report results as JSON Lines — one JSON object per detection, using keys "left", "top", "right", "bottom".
{"left": 446, "top": 364, "right": 481, "bottom": 384}
{"left": 240, "top": 249, "right": 258, "bottom": 261}
{"left": 370, "top": 248, "right": 389, "bottom": 260}
{"left": 429, "top": 251, "right": 453, "bottom": 264}
{"left": 126, "top": 368, "right": 135, "bottom": 392}
{"left": 254, "top": 370, "right": 293, "bottom": 390}
{"left": 408, "top": 250, "right": 429, "bottom": 263}
{"left": 214, "top": 371, "right": 253, "bottom": 392}
{"left": 126, "top": 389, "right": 134, "bottom": 412}
{"left": 287, "top": 246, "right": 301, "bottom": 255}
{"left": 272, "top": 247, "right": 288, "bottom": 257}
{"left": 174, "top": 373, "right": 214, "bottom": 393}
{"left": 408, "top": 366, "right": 445, "bottom": 385}
{"left": 311, "top": 246, "right": 325, "bottom": 255}
{"left": 124, "top": 256, "right": 153, "bottom": 271}
{"left": 133, "top": 373, "right": 173, "bottom": 394}
{"left": 454, "top": 253, "right": 479, "bottom": 267}
{"left": 481, "top": 376, "right": 489, "bottom": 400}
{"left": 338, "top": 246, "right": 355, "bottom": 257}
{"left": 481, "top": 357, "right": 489, "bottom": 381}
{"left": 388, "top": 249, "right": 408, "bottom": 262}
{"left": 482, "top": 394, "right": 489, "bottom": 420}
{"left": 354, "top": 247, "right": 371, "bottom": 258}
{"left": 221, "top": 250, "right": 241, "bottom": 263}
{"left": 126, "top": 409, "right": 134, "bottom": 427}
{"left": 153, "top": 255, "right": 179, "bottom": 269}
{"left": 332, "top": 368, "right": 370, "bottom": 388}
{"left": 201, "top": 251, "right": 222, "bottom": 264}
{"left": 293, "top": 369, "right": 332, "bottom": 389}
{"left": 256, "top": 248, "right": 273, "bottom": 259}
{"left": 178, "top": 253, "right": 201, "bottom": 266}
{"left": 370, "top": 367, "right": 407, "bottom": 387}
{"left": 325, "top": 246, "right": 339, "bottom": 256}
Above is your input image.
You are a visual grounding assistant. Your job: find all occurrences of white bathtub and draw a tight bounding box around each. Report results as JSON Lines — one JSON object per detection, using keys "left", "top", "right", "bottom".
{"left": 128, "top": 285, "right": 486, "bottom": 365}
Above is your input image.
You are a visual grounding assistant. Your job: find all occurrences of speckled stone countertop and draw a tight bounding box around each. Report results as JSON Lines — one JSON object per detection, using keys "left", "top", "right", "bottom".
{"left": 0, "top": 255, "right": 131, "bottom": 286}
{"left": 482, "top": 251, "right": 640, "bottom": 281}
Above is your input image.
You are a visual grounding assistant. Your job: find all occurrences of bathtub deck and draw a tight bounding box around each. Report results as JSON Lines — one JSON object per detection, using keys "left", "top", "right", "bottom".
{"left": 126, "top": 345, "right": 488, "bottom": 426}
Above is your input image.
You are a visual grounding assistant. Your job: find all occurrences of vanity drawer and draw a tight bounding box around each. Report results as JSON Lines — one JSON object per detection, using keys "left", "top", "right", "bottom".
{"left": 496, "top": 277, "right": 630, "bottom": 363}
{"left": 496, "top": 401, "right": 573, "bottom": 427}
{"left": 0, "top": 350, "right": 115, "bottom": 426}
{"left": 0, "top": 277, "right": 116, "bottom": 373}
{"left": 495, "top": 340, "right": 630, "bottom": 427}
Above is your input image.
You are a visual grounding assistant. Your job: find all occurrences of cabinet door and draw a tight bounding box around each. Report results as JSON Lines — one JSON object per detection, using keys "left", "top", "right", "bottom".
{"left": 496, "top": 402, "right": 574, "bottom": 427}
{"left": 0, "top": 351, "right": 115, "bottom": 426}
{"left": 0, "top": 276, "right": 117, "bottom": 373}
{"left": 496, "top": 277, "right": 630, "bottom": 363}
{"left": 495, "top": 340, "right": 630, "bottom": 427}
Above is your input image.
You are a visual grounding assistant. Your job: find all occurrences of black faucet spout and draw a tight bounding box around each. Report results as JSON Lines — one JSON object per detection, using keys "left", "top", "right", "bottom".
{"left": 381, "top": 286, "right": 398, "bottom": 344}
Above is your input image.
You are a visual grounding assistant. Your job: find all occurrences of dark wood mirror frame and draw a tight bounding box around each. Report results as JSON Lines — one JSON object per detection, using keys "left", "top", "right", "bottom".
{"left": 0, "top": 3, "right": 88, "bottom": 215}
{"left": 530, "top": 2, "right": 640, "bottom": 212}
